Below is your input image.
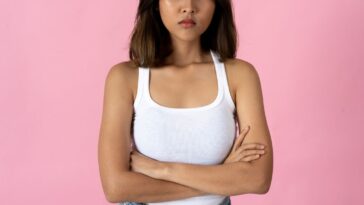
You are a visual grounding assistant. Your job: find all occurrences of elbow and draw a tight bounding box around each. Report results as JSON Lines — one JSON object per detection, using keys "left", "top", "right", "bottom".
{"left": 255, "top": 183, "right": 270, "bottom": 194}
{"left": 103, "top": 183, "right": 122, "bottom": 203}
{"left": 104, "top": 183, "right": 128, "bottom": 203}
{"left": 104, "top": 188, "right": 118, "bottom": 203}
{"left": 102, "top": 175, "right": 130, "bottom": 203}
{"left": 234, "top": 163, "right": 271, "bottom": 195}
{"left": 255, "top": 176, "right": 272, "bottom": 194}
{"left": 105, "top": 191, "right": 117, "bottom": 203}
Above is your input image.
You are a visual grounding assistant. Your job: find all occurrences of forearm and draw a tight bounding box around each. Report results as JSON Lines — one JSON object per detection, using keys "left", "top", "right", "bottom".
{"left": 160, "top": 161, "right": 263, "bottom": 196}
{"left": 109, "top": 171, "right": 210, "bottom": 203}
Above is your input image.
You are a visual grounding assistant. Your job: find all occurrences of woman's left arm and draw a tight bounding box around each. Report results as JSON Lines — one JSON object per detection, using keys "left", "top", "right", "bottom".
{"left": 132, "top": 61, "right": 273, "bottom": 196}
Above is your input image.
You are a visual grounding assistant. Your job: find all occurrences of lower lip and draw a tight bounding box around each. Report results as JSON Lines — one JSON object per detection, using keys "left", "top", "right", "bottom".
{"left": 179, "top": 22, "right": 196, "bottom": 28}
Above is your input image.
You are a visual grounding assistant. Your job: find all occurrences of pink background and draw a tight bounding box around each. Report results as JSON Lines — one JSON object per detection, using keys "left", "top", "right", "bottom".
{"left": 1, "top": 0, "right": 363, "bottom": 204}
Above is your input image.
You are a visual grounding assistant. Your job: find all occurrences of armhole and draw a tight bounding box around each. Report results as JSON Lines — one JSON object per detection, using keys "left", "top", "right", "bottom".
{"left": 221, "top": 64, "right": 236, "bottom": 111}
{"left": 133, "top": 67, "right": 144, "bottom": 109}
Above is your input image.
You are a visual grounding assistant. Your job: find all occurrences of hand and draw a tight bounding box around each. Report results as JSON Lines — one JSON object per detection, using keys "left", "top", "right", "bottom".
{"left": 130, "top": 147, "right": 164, "bottom": 179}
{"left": 223, "top": 125, "right": 266, "bottom": 164}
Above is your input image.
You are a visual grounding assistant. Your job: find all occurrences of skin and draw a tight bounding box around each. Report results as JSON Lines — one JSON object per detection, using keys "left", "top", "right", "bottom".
{"left": 98, "top": 0, "right": 273, "bottom": 202}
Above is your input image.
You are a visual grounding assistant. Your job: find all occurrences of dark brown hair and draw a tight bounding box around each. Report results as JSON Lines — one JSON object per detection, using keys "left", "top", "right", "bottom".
{"left": 129, "top": 0, "right": 237, "bottom": 67}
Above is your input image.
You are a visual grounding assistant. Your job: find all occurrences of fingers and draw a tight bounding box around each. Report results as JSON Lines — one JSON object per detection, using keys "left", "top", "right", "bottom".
{"left": 237, "top": 143, "right": 265, "bottom": 152}
{"left": 239, "top": 149, "right": 265, "bottom": 157}
{"left": 240, "top": 154, "right": 261, "bottom": 162}
{"left": 232, "top": 125, "right": 250, "bottom": 151}
{"left": 237, "top": 144, "right": 266, "bottom": 162}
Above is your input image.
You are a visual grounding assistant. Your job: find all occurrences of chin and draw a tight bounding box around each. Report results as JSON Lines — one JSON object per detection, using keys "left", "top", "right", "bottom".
{"left": 172, "top": 33, "right": 203, "bottom": 42}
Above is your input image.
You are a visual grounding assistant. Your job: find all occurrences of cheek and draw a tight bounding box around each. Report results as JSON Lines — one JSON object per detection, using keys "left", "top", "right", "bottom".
{"left": 159, "top": 7, "right": 176, "bottom": 30}
{"left": 198, "top": 3, "right": 215, "bottom": 25}
{"left": 199, "top": 12, "right": 214, "bottom": 30}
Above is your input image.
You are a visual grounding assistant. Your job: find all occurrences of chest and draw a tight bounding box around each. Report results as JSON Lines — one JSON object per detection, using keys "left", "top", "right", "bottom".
{"left": 153, "top": 67, "right": 218, "bottom": 107}
{"left": 131, "top": 64, "right": 237, "bottom": 108}
{"left": 132, "top": 107, "right": 237, "bottom": 164}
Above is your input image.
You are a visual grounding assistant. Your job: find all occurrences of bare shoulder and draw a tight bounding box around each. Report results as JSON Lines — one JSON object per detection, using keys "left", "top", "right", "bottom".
{"left": 224, "top": 58, "right": 260, "bottom": 83}
{"left": 223, "top": 58, "right": 261, "bottom": 99}
{"left": 105, "top": 61, "right": 139, "bottom": 101}
{"left": 106, "top": 61, "right": 138, "bottom": 84}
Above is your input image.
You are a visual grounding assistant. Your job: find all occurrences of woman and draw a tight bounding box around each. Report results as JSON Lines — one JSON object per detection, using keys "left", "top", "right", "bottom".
{"left": 98, "top": 0, "right": 273, "bottom": 204}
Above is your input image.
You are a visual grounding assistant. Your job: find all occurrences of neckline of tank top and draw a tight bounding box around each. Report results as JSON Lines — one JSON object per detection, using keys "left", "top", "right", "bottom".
{"left": 144, "top": 50, "right": 225, "bottom": 112}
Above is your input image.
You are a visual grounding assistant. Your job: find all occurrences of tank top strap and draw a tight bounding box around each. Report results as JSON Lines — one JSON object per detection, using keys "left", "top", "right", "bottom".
{"left": 133, "top": 67, "right": 148, "bottom": 109}
{"left": 210, "top": 50, "right": 236, "bottom": 111}
{"left": 210, "top": 50, "right": 223, "bottom": 98}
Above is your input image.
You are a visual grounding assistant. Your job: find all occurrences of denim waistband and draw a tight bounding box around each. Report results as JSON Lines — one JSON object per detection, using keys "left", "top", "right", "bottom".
{"left": 119, "top": 196, "right": 231, "bottom": 205}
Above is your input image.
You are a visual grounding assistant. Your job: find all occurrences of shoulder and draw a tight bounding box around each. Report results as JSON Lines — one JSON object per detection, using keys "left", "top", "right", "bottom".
{"left": 104, "top": 61, "right": 139, "bottom": 101}
{"left": 106, "top": 61, "right": 138, "bottom": 82}
{"left": 224, "top": 58, "right": 260, "bottom": 80}
{"left": 224, "top": 58, "right": 261, "bottom": 91}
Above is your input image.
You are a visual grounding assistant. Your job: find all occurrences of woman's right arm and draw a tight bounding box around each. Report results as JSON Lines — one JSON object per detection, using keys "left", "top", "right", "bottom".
{"left": 98, "top": 63, "right": 208, "bottom": 203}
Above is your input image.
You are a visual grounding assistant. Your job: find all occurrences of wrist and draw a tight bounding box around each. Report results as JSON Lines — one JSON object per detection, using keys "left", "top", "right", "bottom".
{"left": 156, "top": 161, "right": 171, "bottom": 180}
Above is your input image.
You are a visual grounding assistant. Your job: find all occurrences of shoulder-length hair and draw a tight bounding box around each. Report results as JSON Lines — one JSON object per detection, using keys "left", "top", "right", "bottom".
{"left": 129, "top": 0, "right": 237, "bottom": 67}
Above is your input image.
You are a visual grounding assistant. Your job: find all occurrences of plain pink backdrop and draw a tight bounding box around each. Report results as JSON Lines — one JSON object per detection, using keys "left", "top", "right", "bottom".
{"left": 1, "top": 0, "right": 363, "bottom": 204}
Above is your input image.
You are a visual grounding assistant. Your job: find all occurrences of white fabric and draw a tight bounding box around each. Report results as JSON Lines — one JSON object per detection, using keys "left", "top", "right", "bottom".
{"left": 131, "top": 50, "right": 237, "bottom": 205}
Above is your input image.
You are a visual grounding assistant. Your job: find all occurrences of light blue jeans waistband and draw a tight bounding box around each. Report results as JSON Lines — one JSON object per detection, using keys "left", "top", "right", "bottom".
{"left": 119, "top": 196, "right": 231, "bottom": 205}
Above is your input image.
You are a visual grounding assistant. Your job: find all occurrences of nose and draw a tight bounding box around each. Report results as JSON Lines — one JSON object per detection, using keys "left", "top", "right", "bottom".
{"left": 181, "top": 0, "right": 197, "bottom": 14}
{"left": 182, "top": 7, "right": 195, "bottom": 14}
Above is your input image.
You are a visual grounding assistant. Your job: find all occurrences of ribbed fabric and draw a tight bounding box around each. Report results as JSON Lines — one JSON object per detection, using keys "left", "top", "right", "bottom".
{"left": 131, "top": 50, "right": 237, "bottom": 205}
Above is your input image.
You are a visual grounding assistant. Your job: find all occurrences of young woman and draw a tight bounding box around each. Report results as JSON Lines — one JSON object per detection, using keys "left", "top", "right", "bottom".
{"left": 98, "top": 0, "right": 273, "bottom": 204}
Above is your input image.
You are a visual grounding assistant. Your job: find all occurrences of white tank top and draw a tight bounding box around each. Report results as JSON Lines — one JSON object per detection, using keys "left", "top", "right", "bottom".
{"left": 131, "top": 50, "right": 238, "bottom": 205}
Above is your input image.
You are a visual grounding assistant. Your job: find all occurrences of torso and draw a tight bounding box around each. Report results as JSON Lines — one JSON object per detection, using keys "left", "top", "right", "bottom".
{"left": 124, "top": 51, "right": 247, "bottom": 204}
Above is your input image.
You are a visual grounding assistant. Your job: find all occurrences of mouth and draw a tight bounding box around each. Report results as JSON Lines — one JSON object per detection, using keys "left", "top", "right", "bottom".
{"left": 178, "top": 19, "right": 196, "bottom": 28}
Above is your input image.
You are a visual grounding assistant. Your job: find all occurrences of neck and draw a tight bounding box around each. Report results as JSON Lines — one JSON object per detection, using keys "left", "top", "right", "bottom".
{"left": 164, "top": 37, "right": 210, "bottom": 67}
